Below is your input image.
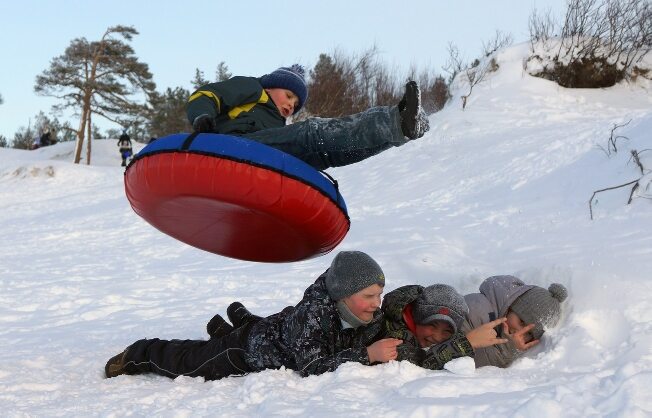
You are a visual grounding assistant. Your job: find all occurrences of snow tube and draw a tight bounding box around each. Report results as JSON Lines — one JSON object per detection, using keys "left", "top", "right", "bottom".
{"left": 124, "top": 132, "right": 350, "bottom": 262}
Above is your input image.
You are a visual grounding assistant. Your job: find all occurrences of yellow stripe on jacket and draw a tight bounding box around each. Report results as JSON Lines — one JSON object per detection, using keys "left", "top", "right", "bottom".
{"left": 227, "top": 90, "right": 269, "bottom": 119}
{"left": 188, "top": 90, "right": 221, "bottom": 114}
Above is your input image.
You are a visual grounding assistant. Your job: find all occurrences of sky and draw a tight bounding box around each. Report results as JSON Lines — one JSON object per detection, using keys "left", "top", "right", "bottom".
{"left": 1, "top": 42, "right": 651, "bottom": 415}
{"left": 0, "top": 0, "right": 568, "bottom": 140}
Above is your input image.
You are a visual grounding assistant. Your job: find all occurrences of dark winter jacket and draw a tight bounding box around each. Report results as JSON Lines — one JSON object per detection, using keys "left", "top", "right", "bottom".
{"left": 381, "top": 285, "right": 474, "bottom": 370}
{"left": 117, "top": 134, "right": 132, "bottom": 150}
{"left": 461, "top": 275, "right": 534, "bottom": 368}
{"left": 244, "top": 272, "right": 384, "bottom": 377}
{"left": 186, "top": 76, "right": 286, "bottom": 136}
{"left": 40, "top": 132, "right": 52, "bottom": 147}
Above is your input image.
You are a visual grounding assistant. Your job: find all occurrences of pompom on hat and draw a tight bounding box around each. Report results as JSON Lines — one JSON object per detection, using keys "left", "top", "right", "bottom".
{"left": 510, "top": 283, "right": 568, "bottom": 340}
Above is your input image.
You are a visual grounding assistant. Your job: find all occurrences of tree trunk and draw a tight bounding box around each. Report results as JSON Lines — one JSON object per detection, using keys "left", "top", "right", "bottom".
{"left": 86, "top": 111, "right": 92, "bottom": 165}
{"left": 73, "top": 104, "right": 88, "bottom": 164}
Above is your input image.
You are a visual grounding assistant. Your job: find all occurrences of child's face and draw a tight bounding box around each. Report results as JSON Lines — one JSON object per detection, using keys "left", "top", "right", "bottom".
{"left": 505, "top": 311, "right": 535, "bottom": 343}
{"left": 342, "top": 284, "right": 383, "bottom": 322}
{"left": 414, "top": 320, "right": 454, "bottom": 348}
{"left": 266, "top": 88, "right": 299, "bottom": 118}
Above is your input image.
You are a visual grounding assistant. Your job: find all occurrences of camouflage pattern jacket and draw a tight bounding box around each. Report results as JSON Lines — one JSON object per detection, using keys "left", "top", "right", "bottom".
{"left": 244, "top": 272, "right": 384, "bottom": 377}
{"left": 461, "top": 275, "right": 534, "bottom": 368}
{"left": 381, "top": 285, "right": 474, "bottom": 370}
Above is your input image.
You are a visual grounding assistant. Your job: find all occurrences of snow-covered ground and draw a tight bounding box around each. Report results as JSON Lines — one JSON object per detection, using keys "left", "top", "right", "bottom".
{"left": 1, "top": 44, "right": 651, "bottom": 417}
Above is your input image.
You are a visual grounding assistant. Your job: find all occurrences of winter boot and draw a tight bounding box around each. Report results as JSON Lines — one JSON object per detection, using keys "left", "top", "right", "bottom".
{"left": 398, "top": 81, "right": 430, "bottom": 140}
{"left": 105, "top": 347, "right": 136, "bottom": 378}
{"left": 227, "top": 302, "right": 262, "bottom": 329}
{"left": 206, "top": 313, "right": 234, "bottom": 339}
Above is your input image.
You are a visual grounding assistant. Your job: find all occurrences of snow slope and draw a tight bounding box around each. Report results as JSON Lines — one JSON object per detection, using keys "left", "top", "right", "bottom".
{"left": 1, "top": 43, "right": 651, "bottom": 417}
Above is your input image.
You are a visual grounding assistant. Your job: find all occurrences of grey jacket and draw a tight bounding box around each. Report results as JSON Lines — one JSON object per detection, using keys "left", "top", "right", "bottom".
{"left": 461, "top": 275, "right": 534, "bottom": 368}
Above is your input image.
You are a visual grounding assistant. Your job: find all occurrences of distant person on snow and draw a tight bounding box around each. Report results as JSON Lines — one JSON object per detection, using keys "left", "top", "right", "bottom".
{"left": 31, "top": 129, "right": 53, "bottom": 150}
{"left": 461, "top": 275, "right": 568, "bottom": 368}
{"left": 117, "top": 130, "right": 133, "bottom": 167}
{"left": 105, "top": 251, "right": 403, "bottom": 380}
{"left": 40, "top": 129, "right": 52, "bottom": 147}
{"left": 30, "top": 136, "right": 41, "bottom": 150}
{"left": 187, "top": 64, "right": 430, "bottom": 170}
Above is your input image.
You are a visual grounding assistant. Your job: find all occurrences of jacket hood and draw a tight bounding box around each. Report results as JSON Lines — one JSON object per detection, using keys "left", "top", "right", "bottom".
{"left": 479, "top": 275, "right": 535, "bottom": 317}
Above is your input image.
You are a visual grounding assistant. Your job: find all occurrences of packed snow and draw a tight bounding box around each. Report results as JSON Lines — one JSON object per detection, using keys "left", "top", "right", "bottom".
{"left": 1, "top": 44, "right": 651, "bottom": 417}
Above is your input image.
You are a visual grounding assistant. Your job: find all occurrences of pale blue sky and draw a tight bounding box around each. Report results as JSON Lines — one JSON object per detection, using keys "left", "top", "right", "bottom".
{"left": 0, "top": 0, "right": 567, "bottom": 139}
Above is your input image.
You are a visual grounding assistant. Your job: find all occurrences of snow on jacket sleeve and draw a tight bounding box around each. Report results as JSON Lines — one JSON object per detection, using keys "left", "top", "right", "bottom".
{"left": 421, "top": 333, "right": 475, "bottom": 370}
{"left": 288, "top": 302, "right": 372, "bottom": 377}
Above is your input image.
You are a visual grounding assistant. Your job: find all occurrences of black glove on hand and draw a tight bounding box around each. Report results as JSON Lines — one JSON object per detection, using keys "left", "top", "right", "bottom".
{"left": 192, "top": 114, "right": 216, "bottom": 133}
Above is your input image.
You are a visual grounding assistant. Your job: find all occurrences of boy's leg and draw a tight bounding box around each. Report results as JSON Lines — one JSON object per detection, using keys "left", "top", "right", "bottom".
{"left": 246, "top": 106, "right": 406, "bottom": 170}
{"left": 107, "top": 324, "right": 252, "bottom": 380}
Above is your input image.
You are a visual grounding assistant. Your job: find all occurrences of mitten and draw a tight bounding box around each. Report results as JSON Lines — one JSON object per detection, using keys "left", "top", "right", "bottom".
{"left": 192, "top": 114, "right": 216, "bottom": 133}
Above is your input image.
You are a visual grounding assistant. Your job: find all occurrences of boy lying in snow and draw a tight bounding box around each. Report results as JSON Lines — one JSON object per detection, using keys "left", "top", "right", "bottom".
{"left": 187, "top": 64, "right": 429, "bottom": 170}
{"left": 380, "top": 284, "right": 509, "bottom": 369}
{"left": 105, "top": 251, "right": 402, "bottom": 379}
{"left": 211, "top": 285, "right": 508, "bottom": 373}
{"left": 461, "top": 275, "right": 568, "bottom": 368}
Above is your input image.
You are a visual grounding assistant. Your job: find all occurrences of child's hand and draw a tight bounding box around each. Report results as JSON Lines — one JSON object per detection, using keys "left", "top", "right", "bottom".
{"left": 192, "top": 114, "right": 216, "bottom": 133}
{"left": 366, "top": 338, "right": 403, "bottom": 363}
{"left": 503, "top": 322, "right": 540, "bottom": 351}
{"left": 466, "top": 318, "right": 509, "bottom": 349}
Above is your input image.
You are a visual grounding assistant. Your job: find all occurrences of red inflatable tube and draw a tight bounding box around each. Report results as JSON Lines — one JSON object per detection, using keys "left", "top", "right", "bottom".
{"left": 124, "top": 135, "right": 350, "bottom": 262}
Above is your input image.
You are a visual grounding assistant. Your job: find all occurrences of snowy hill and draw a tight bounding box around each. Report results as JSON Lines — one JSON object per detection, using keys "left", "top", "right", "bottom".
{"left": 1, "top": 44, "right": 651, "bottom": 416}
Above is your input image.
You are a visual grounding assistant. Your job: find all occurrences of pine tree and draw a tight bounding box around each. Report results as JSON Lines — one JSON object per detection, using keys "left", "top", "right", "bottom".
{"left": 147, "top": 87, "right": 191, "bottom": 137}
{"left": 191, "top": 68, "right": 210, "bottom": 89}
{"left": 34, "top": 25, "right": 155, "bottom": 164}
{"left": 216, "top": 62, "right": 232, "bottom": 82}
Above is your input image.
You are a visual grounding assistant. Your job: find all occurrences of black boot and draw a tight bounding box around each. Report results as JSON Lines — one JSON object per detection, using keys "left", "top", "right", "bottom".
{"left": 105, "top": 347, "right": 137, "bottom": 378}
{"left": 398, "top": 81, "right": 430, "bottom": 140}
{"left": 227, "top": 302, "right": 262, "bottom": 329}
{"left": 206, "top": 313, "right": 234, "bottom": 339}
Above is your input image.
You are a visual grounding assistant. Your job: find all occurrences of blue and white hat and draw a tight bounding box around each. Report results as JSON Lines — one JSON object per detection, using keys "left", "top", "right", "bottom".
{"left": 260, "top": 64, "right": 308, "bottom": 112}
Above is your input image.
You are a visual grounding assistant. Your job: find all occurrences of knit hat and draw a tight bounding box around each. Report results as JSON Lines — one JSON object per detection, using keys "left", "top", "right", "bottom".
{"left": 510, "top": 283, "right": 568, "bottom": 340}
{"left": 412, "top": 284, "right": 469, "bottom": 334}
{"left": 325, "top": 251, "right": 385, "bottom": 301}
{"left": 260, "top": 64, "right": 308, "bottom": 112}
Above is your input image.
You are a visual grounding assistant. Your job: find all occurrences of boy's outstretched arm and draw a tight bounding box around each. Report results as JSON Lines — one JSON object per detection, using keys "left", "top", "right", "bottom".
{"left": 466, "top": 317, "right": 509, "bottom": 349}
{"left": 290, "top": 306, "right": 385, "bottom": 377}
{"left": 367, "top": 338, "right": 403, "bottom": 363}
{"left": 420, "top": 333, "right": 475, "bottom": 370}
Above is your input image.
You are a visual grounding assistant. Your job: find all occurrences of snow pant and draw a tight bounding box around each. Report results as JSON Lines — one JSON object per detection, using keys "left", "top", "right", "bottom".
{"left": 120, "top": 148, "right": 133, "bottom": 166}
{"left": 244, "top": 105, "right": 407, "bottom": 170}
{"left": 122, "top": 323, "right": 253, "bottom": 380}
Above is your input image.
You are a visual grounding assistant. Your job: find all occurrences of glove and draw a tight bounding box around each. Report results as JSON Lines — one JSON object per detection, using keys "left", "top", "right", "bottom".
{"left": 192, "top": 114, "right": 216, "bottom": 133}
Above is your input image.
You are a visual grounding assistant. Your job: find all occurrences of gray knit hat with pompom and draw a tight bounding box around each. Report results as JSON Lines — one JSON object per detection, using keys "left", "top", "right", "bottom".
{"left": 510, "top": 283, "right": 568, "bottom": 340}
{"left": 325, "top": 251, "right": 385, "bottom": 301}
